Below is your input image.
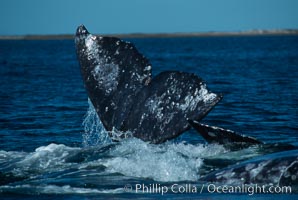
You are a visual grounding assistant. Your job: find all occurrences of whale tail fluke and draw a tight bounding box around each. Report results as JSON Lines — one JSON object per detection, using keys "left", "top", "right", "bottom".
{"left": 75, "top": 25, "right": 223, "bottom": 144}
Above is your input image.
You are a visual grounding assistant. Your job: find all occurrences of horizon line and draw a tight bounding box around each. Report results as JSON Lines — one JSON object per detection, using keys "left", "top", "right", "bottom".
{"left": 1, "top": 29, "right": 298, "bottom": 40}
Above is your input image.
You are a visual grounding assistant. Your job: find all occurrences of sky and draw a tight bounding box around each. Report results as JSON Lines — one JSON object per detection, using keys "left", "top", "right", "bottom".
{"left": 0, "top": 0, "right": 297, "bottom": 35}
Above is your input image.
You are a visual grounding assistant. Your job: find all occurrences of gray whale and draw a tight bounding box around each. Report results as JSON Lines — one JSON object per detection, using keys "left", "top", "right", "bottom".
{"left": 75, "top": 25, "right": 260, "bottom": 145}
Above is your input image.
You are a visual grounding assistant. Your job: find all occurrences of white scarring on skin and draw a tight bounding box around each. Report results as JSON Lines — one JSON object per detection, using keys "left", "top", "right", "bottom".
{"left": 144, "top": 83, "right": 217, "bottom": 126}
{"left": 85, "top": 34, "right": 119, "bottom": 95}
{"left": 180, "top": 84, "right": 217, "bottom": 111}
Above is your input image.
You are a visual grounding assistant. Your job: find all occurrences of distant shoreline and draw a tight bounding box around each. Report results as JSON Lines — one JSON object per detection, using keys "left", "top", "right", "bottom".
{"left": 0, "top": 29, "right": 298, "bottom": 40}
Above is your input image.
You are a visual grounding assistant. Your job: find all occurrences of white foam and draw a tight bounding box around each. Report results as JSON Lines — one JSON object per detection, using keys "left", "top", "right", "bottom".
{"left": 0, "top": 150, "right": 26, "bottom": 161}
{"left": 99, "top": 138, "right": 225, "bottom": 182}
{"left": 1, "top": 139, "right": 225, "bottom": 183}
{"left": 15, "top": 143, "right": 80, "bottom": 175}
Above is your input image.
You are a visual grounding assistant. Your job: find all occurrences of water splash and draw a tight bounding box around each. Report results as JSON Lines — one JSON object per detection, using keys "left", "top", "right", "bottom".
{"left": 100, "top": 138, "right": 226, "bottom": 182}
{"left": 82, "top": 99, "right": 111, "bottom": 147}
{"left": 109, "top": 127, "right": 133, "bottom": 142}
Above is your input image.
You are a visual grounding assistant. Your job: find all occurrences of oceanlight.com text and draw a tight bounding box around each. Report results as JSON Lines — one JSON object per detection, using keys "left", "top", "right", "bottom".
{"left": 124, "top": 183, "right": 292, "bottom": 195}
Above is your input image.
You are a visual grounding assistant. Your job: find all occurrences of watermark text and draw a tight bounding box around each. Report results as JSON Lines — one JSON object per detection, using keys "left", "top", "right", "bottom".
{"left": 124, "top": 183, "right": 292, "bottom": 195}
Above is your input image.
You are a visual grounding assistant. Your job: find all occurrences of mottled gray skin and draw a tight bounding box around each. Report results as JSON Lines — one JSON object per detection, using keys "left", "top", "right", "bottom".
{"left": 75, "top": 25, "right": 152, "bottom": 132}
{"left": 75, "top": 25, "right": 222, "bottom": 143}
{"left": 279, "top": 160, "right": 298, "bottom": 186}
{"left": 201, "top": 150, "right": 298, "bottom": 187}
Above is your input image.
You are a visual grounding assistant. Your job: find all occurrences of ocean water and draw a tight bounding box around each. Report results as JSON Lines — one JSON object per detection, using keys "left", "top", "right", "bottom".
{"left": 0, "top": 36, "right": 297, "bottom": 199}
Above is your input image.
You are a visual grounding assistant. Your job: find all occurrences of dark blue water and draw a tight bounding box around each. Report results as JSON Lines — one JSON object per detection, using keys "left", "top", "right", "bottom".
{"left": 0, "top": 36, "right": 297, "bottom": 199}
